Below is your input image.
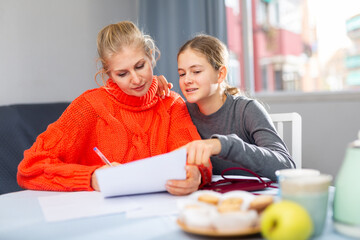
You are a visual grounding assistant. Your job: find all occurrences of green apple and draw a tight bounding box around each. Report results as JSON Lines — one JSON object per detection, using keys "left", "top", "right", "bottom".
{"left": 261, "top": 200, "right": 313, "bottom": 240}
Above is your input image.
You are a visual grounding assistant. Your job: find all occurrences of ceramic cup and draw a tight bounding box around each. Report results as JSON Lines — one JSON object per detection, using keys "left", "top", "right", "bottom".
{"left": 275, "top": 168, "right": 321, "bottom": 182}
{"left": 279, "top": 173, "right": 333, "bottom": 237}
{"left": 275, "top": 169, "right": 321, "bottom": 196}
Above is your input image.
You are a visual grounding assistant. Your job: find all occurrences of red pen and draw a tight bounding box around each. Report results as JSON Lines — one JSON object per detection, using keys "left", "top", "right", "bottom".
{"left": 93, "top": 147, "right": 113, "bottom": 166}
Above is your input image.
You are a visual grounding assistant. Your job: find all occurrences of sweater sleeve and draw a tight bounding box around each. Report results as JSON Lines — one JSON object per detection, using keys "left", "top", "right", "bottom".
{"left": 166, "top": 93, "right": 212, "bottom": 187}
{"left": 17, "top": 94, "right": 101, "bottom": 191}
{"left": 213, "top": 100, "right": 295, "bottom": 182}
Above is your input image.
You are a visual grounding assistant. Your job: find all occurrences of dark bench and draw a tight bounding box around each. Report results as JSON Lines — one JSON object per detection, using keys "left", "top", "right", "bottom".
{"left": 0, "top": 102, "right": 69, "bottom": 194}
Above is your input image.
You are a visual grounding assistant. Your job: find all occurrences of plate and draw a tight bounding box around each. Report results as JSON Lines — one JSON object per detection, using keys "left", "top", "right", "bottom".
{"left": 177, "top": 219, "right": 261, "bottom": 237}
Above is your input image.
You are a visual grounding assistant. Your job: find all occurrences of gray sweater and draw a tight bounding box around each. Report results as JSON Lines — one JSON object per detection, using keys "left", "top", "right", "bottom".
{"left": 186, "top": 93, "right": 295, "bottom": 181}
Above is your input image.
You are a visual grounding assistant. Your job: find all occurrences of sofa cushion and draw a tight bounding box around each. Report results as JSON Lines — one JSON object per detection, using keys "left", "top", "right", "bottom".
{"left": 0, "top": 102, "right": 69, "bottom": 194}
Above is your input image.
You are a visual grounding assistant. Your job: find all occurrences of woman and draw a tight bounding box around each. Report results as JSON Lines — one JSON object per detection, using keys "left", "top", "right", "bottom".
{"left": 177, "top": 34, "right": 294, "bottom": 181}
{"left": 17, "top": 22, "right": 212, "bottom": 195}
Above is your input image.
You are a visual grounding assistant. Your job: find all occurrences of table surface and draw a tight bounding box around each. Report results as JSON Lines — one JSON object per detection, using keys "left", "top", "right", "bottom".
{"left": 0, "top": 185, "right": 353, "bottom": 240}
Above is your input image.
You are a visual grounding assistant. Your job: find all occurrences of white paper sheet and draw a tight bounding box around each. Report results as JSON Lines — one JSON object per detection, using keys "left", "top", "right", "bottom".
{"left": 96, "top": 148, "right": 187, "bottom": 198}
{"left": 38, "top": 191, "right": 140, "bottom": 222}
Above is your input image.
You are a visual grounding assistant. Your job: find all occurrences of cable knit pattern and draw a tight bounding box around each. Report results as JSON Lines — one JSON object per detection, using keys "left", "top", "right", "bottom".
{"left": 17, "top": 77, "right": 212, "bottom": 191}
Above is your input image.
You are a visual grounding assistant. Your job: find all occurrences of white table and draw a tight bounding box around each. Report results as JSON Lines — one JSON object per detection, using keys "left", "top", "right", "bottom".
{"left": 0, "top": 186, "right": 352, "bottom": 239}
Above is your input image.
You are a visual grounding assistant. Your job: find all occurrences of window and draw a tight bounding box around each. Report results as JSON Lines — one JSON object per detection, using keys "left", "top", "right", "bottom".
{"left": 226, "top": 0, "right": 360, "bottom": 93}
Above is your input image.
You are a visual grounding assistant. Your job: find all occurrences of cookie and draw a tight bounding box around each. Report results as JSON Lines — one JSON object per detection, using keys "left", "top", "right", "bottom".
{"left": 198, "top": 194, "right": 220, "bottom": 205}
{"left": 249, "top": 195, "right": 273, "bottom": 212}
{"left": 221, "top": 197, "right": 244, "bottom": 205}
{"left": 217, "top": 203, "right": 241, "bottom": 213}
{"left": 217, "top": 197, "right": 244, "bottom": 213}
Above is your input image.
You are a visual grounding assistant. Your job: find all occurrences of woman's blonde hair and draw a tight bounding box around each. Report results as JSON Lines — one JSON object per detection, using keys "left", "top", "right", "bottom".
{"left": 177, "top": 34, "right": 240, "bottom": 96}
{"left": 95, "top": 21, "right": 160, "bottom": 85}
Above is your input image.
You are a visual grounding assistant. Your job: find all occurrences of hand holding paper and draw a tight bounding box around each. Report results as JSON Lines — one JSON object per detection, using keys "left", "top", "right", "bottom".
{"left": 165, "top": 165, "right": 201, "bottom": 196}
{"left": 96, "top": 148, "right": 187, "bottom": 197}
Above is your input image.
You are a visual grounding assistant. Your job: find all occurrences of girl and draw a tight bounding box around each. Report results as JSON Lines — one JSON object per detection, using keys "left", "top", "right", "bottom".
{"left": 17, "top": 22, "right": 212, "bottom": 195}
{"left": 177, "top": 34, "right": 294, "bottom": 181}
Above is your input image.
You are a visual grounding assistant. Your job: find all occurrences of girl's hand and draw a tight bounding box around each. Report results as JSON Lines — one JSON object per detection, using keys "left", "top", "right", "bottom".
{"left": 91, "top": 162, "right": 121, "bottom": 191}
{"left": 166, "top": 165, "right": 201, "bottom": 195}
{"left": 186, "top": 139, "right": 221, "bottom": 167}
{"left": 155, "top": 75, "right": 173, "bottom": 99}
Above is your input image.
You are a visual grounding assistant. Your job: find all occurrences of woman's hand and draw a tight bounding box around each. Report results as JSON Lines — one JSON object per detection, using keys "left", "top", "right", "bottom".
{"left": 166, "top": 165, "right": 201, "bottom": 195}
{"left": 91, "top": 162, "right": 121, "bottom": 191}
{"left": 155, "top": 75, "right": 173, "bottom": 99}
{"left": 186, "top": 139, "right": 221, "bottom": 167}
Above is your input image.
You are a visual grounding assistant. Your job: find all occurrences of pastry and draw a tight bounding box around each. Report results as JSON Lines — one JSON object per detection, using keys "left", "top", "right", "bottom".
{"left": 212, "top": 210, "right": 258, "bottom": 233}
{"left": 179, "top": 204, "right": 217, "bottom": 229}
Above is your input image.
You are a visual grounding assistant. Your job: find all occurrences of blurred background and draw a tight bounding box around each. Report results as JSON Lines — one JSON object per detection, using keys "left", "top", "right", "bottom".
{"left": 1, "top": 0, "right": 359, "bottom": 180}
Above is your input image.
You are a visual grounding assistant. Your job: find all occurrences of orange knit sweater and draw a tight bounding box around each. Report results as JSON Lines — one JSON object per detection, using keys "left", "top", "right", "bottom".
{"left": 17, "top": 78, "right": 212, "bottom": 191}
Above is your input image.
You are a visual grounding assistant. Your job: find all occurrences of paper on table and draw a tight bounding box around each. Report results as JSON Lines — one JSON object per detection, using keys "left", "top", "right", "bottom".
{"left": 125, "top": 192, "right": 184, "bottom": 219}
{"left": 38, "top": 191, "right": 140, "bottom": 222}
{"left": 96, "top": 148, "right": 187, "bottom": 198}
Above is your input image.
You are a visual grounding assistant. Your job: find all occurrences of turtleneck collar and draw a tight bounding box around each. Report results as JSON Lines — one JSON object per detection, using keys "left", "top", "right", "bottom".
{"left": 105, "top": 77, "right": 159, "bottom": 110}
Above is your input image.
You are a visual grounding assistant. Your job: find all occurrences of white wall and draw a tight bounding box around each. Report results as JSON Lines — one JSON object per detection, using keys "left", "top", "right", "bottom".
{"left": 0, "top": 0, "right": 138, "bottom": 105}
{"left": 256, "top": 91, "right": 360, "bottom": 180}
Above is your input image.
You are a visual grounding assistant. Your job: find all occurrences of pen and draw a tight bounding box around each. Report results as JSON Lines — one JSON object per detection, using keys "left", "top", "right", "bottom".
{"left": 93, "top": 147, "right": 113, "bottom": 166}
